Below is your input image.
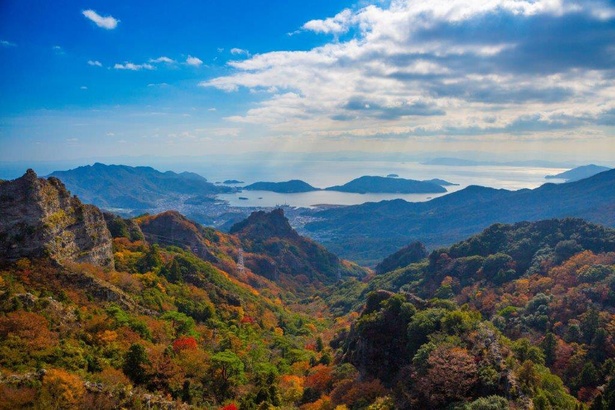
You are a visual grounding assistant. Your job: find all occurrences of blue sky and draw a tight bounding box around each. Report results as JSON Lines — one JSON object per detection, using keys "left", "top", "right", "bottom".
{"left": 1, "top": 0, "right": 615, "bottom": 164}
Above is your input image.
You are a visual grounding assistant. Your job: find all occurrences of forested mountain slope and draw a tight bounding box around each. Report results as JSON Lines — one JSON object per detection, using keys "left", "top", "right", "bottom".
{"left": 306, "top": 168, "right": 615, "bottom": 265}
{"left": 329, "top": 218, "right": 615, "bottom": 408}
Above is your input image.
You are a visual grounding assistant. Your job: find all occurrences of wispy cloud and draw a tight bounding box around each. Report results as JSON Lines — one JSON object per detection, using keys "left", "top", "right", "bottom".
{"left": 150, "top": 56, "right": 176, "bottom": 64}
{"left": 185, "top": 55, "right": 203, "bottom": 67}
{"left": 82, "top": 9, "right": 119, "bottom": 30}
{"left": 230, "top": 48, "right": 250, "bottom": 56}
{"left": 87, "top": 60, "right": 102, "bottom": 67}
{"left": 1, "top": 40, "right": 16, "bottom": 47}
{"left": 114, "top": 62, "right": 154, "bottom": 71}
{"left": 52, "top": 45, "right": 65, "bottom": 55}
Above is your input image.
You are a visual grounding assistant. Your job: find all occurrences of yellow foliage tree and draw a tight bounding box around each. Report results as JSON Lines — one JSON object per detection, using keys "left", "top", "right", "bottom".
{"left": 39, "top": 369, "right": 85, "bottom": 410}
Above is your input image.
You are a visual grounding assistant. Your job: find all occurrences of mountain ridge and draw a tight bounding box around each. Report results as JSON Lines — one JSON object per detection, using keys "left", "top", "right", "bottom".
{"left": 305, "top": 168, "right": 615, "bottom": 265}
{"left": 48, "top": 163, "right": 231, "bottom": 211}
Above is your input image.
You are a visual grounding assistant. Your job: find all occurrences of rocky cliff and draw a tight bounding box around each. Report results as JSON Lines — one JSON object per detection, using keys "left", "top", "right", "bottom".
{"left": 0, "top": 170, "right": 114, "bottom": 269}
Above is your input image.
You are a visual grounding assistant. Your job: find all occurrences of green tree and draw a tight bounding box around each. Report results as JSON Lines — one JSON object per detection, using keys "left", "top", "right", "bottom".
{"left": 210, "top": 350, "right": 245, "bottom": 401}
{"left": 123, "top": 344, "right": 149, "bottom": 385}
{"left": 137, "top": 244, "right": 162, "bottom": 273}
{"left": 540, "top": 332, "right": 557, "bottom": 367}
{"left": 161, "top": 258, "right": 183, "bottom": 283}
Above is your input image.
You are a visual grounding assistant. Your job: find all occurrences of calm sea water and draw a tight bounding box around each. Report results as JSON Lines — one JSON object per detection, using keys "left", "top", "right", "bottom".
{"left": 191, "top": 160, "right": 567, "bottom": 208}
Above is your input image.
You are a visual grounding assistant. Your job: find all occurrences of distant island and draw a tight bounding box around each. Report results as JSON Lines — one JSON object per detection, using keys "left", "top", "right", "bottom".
{"left": 223, "top": 179, "right": 244, "bottom": 184}
{"left": 48, "top": 163, "right": 231, "bottom": 210}
{"left": 387, "top": 173, "right": 399, "bottom": 178}
{"left": 243, "top": 180, "right": 320, "bottom": 193}
{"left": 545, "top": 164, "right": 611, "bottom": 182}
{"left": 243, "top": 176, "right": 456, "bottom": 194}
{"left": 325, "top": 176, "right": 448, "bottom": 194}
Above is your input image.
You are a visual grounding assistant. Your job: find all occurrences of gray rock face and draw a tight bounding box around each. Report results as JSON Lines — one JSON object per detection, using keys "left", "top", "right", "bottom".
{"left": 0, "top": 169, "right": 114, "bottom": 269}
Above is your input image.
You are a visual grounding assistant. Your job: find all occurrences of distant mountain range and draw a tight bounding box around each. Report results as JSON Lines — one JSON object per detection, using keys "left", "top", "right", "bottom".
{"left": 49, "top": 163, "right": 231, "bottom": 210}
{"left": 545, "top": 164, "right": 611, "bottom": 182}
{"left": 304, "top": 168, "right": 615, "bottom": 265}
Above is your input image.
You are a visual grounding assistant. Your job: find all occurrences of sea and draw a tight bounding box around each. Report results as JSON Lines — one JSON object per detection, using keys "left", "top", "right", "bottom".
{"left": 189, "top": 159, "right": 567, "bottom": 208}
{"left": 0, "top": 159, "right": 568, "bottom": 209}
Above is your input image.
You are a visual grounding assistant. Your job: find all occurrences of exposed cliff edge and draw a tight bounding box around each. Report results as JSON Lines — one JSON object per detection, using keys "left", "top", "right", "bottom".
{"left": 0, "top": 169, "right": 114, "bottom": 269}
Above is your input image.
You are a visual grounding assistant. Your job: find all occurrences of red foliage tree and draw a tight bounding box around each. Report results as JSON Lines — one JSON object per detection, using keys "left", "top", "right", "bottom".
{"left": 172, "top": 336, "right": 198, "bottom": 352}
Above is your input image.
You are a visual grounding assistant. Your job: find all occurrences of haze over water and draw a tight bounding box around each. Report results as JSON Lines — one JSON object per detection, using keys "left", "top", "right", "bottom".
{"left": 199, "top": 159, "right": 568, "bottom": 208}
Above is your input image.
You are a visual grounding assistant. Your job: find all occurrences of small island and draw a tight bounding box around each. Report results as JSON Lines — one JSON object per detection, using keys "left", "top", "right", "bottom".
{"left": 223, "top": 179, "right": 244, "bottom": 184}
{"left": 243, "top": 180, "right": 320, "bottom": 193}
{"left": 325, "top": 176, "right": 448, "bottom": 194}
{"left": 424, "top": 178, "right": 459, "bottom": 187}
{"left": 546, "top": 164, "right": 611, "bottom": 182}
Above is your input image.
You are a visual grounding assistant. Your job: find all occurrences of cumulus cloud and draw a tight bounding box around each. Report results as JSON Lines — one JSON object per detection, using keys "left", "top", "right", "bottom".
{"left": 302, "top": 9, "right": 354, "bottom": 35}
{"left": 82, "top": 9, "right": 119, "bottom": 30}
{"left": 186, "top": 55, "right": 203, "bottom": 66}
{"left": 87, "top": 60, "right": 102, "bottom": 67}
{"left": 201, "top": 0, "right": 615, "bottom": 141}
{"left": 150, "top": 56, "right": 176, "bottom": 64}
{"left": 114, "top": 62, "right": 154, "bottom": 71}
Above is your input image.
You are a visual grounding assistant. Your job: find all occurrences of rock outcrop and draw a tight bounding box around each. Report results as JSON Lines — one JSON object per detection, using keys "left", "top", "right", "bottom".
{"left": 0, "top": 170, "right": 114, "bottom": 269}
{"left": 230, "top": 208, "right": 366, "bottom": 288}
{"left": 137, "top": 210, "right": 218, "bottom": 263}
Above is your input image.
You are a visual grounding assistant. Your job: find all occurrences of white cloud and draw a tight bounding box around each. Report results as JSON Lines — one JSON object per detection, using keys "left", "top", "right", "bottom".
{"left": 302, "top": 9, "right": 354, "bottom": 35}
{"left": 230, "top": 48, "right": 250, "bottom": 56}
{"left": 186, "top": 55, "right": 203, "bottom": 66}
{"left": 87, "top": 60, "right": 102, "bottom": 67}
{"left": 1, "top": 40, "right": 16, "bottom": 47}
{"left": 52, "top": 45, "right": 65, "bottom": 55}
{"left": 80, "top": 86, "right": 88, "bottom": 90}
{"left": 114, "top": 62, "right": 154, "bottom": 71}
{"left": 201, "top": 0, "right": 615, "bottom": 141}
{"left": 82, "top": 9, "right": 119, "bottom": 30}
{"left": 150, "top": 56, "right": 176, "bottom": 64}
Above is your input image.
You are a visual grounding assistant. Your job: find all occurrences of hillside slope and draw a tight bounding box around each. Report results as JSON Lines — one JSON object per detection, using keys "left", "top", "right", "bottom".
{"left": 329, "top": 218, "right": 615, "bottom": 408}
{"left": 230, "top": 209, "right": 367, "bottom": 292}
{"left": 305, "top": 168, "right": 615, "bottom": 265}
